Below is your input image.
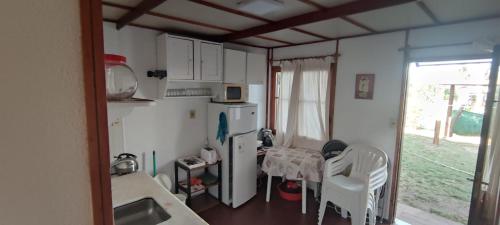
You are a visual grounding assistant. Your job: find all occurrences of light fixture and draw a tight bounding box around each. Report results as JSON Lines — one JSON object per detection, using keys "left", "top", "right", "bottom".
{"left": 237, "top": 0, "right": 284, "bottom": 15}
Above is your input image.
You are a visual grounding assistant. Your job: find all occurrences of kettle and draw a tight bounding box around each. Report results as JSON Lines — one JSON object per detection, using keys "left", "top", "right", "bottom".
{"left": 260, "top": 129, "right": 275, "bottom": 147}
{"left": 111, "top": 153, "right": 139, "bottom": 175}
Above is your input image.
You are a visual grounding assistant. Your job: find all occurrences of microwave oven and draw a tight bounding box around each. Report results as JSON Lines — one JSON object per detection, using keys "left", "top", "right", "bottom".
{"left": 213, "top": 83, "right": 248, "bottom": 103}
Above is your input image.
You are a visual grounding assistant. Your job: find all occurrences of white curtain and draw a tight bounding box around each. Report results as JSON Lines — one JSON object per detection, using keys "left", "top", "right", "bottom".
{"left": 275, "top": 58, "right": 331, "bottom": 150}
{"left": 275, "top": 61, "right": 295, "bottom": 145}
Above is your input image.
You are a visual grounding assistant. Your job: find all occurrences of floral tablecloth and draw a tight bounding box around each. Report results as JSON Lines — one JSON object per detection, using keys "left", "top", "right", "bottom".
{"left": 262, "top": 146, "right": 325, "bottom": 182}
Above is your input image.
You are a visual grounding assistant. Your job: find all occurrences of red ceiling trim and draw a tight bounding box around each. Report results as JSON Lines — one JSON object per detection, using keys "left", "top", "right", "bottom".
{"left": 189, "top": 0, "right": 331, "bottom": 40}
{"left": 416, "top": 1, "right": 441, "bottom": 24}
{"left": 298, "top": 0, "right": 377, "bottom": 33}
{"left": 103, "top": 2, "right": 292, "bottom": 45}
{"left": 116, "top": 0, "right": 168, "bottom": 29}
{"left": 222, "top": 0, "right": 414, "bottom": 41}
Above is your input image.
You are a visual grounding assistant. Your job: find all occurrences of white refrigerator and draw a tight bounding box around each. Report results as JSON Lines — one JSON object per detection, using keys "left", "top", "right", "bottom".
{"left": 208, "top": 103, "right": 257, "bottom": 208}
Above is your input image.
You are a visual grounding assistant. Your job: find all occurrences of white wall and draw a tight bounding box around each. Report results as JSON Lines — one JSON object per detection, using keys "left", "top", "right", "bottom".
{"left": 272, "top": 40, "right": 337, "bottom": 60}
{"left": 0, "top": 1, "right": 92, "bottom": 225}
{"left": 249, "top": 84, "right": 267, "bottom": 129}
{"left": 223, "top": 42, "right": 267, "bottom": 55}
{"left": 334, "top": 32, "right": 406, "bottom": 217}
{"left": 123, "top": 99, "right": 210, "bottom": 179}
{"left": 334, "top": 31, "right": 405, "bottom": 181}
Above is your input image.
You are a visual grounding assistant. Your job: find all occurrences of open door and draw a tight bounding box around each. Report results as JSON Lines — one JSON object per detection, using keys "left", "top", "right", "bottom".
{"left": 469, "top": 45, "right": 500, "bottom": 225}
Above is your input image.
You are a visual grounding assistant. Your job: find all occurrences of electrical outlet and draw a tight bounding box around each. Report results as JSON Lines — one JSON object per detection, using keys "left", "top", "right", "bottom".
{"left": 189, "top": 110, "right": 196, "bottom": 119}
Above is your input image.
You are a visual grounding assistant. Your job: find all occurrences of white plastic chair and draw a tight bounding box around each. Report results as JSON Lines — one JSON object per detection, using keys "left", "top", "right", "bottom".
{"left": 318, "top": 144, "right": 388, "bottom": 225}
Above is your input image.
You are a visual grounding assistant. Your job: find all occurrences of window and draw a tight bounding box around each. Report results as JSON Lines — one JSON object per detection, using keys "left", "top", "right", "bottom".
{"left": 297, "top": 69, "right": 329, "bottom": 140}
{"left": 273, "top": 60, "right": 330, "bottom": 145}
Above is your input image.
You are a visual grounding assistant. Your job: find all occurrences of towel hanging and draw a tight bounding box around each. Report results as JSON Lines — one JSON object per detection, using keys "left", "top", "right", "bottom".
{"left": 216, "top": 112, "right": 228, "bottom": 145}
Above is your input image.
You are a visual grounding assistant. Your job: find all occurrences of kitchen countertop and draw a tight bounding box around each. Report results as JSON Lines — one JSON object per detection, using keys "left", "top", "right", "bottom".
{"left": 111, "top": 172, "right": 209, "bottom": 225}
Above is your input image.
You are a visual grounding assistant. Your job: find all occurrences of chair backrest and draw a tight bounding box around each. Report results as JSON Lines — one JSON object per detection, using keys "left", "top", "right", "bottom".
{"left": 322, "top": 139, "right": 348, "bottom": 160}
{"left": 343, "top": 144, "right": 388, "bottom": 190}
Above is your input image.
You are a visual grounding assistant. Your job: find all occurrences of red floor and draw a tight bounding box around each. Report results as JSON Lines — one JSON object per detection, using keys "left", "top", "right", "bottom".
{"left": 198, "top": 178, "right": 355, "bottom": 225}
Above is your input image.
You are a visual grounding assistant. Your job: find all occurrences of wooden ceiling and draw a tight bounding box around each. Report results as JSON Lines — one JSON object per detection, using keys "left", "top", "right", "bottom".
{"left": 102, "top": 0, "right": 500, "bottom": 48}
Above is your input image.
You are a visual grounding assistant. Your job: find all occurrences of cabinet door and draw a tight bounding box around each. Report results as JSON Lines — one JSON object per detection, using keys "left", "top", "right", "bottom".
{"left": 167, "top": 37, "right": 194, "bottom": 80}
{"left": 200, "top": 42, "right": 222, "bottom": 81}
{"left": 246, "top": 53, "right": 267, "bottom": 84}
{"left": 224, "top": 49, "right": 247, "bottom": 84}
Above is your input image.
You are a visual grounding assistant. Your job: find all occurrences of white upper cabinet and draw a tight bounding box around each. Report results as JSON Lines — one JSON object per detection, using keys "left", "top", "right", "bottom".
{"left": 246, "top": 53, "right": 267, "bottom": 85}
{"left": 156, "top": 33, "right": 223, "bottom": 98}
{"left": 165, "top": 36, "right": 194, "bottom": 80}
{"left": 224, "top": 49, "right": 247, "bottom": 84}
{"left": 157, "top": 34, "right": 223, "bottom": 82}
{"left": 200, "top": 42, "right": 223, "bottom": 81}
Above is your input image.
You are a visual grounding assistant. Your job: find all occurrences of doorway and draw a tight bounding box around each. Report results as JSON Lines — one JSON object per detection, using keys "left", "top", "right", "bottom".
{"left": 396, "top": 59, "right": 492, "bottom": 225}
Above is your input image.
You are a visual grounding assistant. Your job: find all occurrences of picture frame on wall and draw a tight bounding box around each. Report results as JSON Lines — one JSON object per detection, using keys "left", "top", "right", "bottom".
{"left": 355, "top": 74, "right": 375, "bottom": 100}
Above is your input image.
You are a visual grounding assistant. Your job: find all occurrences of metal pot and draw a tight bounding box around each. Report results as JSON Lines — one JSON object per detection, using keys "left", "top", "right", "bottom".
{"left": 111, "top": 153, "right": 139, "bottom": 175}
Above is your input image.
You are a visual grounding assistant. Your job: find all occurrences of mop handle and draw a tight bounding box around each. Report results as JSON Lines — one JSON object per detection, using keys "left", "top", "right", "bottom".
{"left": 153, "top": 150, "right": 157, "bottom": 177}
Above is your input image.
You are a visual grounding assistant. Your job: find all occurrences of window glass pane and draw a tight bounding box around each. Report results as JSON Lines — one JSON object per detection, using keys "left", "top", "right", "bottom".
{"left": 297, "top": 69, "right": 328, "bottom": 140}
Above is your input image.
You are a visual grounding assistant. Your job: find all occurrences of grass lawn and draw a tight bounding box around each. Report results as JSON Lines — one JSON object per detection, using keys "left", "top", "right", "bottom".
{"left": 398, "top": 133, "right": 478, "bottom": 224}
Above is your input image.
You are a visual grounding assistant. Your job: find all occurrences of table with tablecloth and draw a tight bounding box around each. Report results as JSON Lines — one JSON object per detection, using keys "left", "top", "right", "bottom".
{"left": 261, "top": 146, "right": 325, "bottom": 214}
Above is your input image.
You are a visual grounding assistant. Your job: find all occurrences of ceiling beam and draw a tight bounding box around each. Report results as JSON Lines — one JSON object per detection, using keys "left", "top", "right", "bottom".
{"left": 340, "top": 16, "right": 377, "bottom": 33}
{"left": 116, "top": 0, "right": 167, "bottom": 29}
{"left": 272, "top": 13, "right": 500, "bottom": 49}
{"left": 222, "top": 0, "right": 415, "bottom": 41}
{"left": 104, "top": 18, "right": 270, "bottom": 49}
{"left": 297, "top": 0, "right": 376, "bottom": 32}
{"left": 104, "top": 2, "right": 292, "bottom": 45}
{"left": 189, "top": 0, "right": 331, "bottom": 40}
{"left": 297, "top": 0, "right": 326, "bottom": 10}
{"left": 189, "top": 0, "right": 273, "bottom": 23}
{"left": 416, "top": 1, "right": 441, "bottom": 24}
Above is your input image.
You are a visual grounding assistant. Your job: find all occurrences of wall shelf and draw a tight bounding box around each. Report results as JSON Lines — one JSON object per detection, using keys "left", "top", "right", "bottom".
{"left": 167, "top": 80, "right": 222, "bottom": 83}
{"left": 108, "top": 98, "right": 157, "bottom": 107}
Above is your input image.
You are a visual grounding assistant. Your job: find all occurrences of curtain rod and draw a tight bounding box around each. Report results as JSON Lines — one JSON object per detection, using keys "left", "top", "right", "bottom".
{"left": 272, "top": 53, "right": 340, "bottom": 62}
{"left": 398, "top": 41, "right": 473, "bottom": 51}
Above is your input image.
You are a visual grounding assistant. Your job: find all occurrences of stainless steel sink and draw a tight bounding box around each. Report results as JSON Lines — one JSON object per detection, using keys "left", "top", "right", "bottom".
{"left": 114, "top": 198, "right": 171, "bottom": 225}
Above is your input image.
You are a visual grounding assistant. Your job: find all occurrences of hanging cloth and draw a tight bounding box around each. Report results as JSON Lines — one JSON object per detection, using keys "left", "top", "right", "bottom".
{"left": 216, "top": 112, "right": 228, "bottom": 145}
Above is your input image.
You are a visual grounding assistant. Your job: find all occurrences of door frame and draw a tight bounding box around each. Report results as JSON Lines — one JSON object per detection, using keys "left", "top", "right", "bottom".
{"left": 80, "top": 0, "right": 114, "bottom": 225}
{"left": 390, "top": 43, "right": 499, "bottom": 224}
{"left": 469, "top": 45, "right": 500, "bottom": 225}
